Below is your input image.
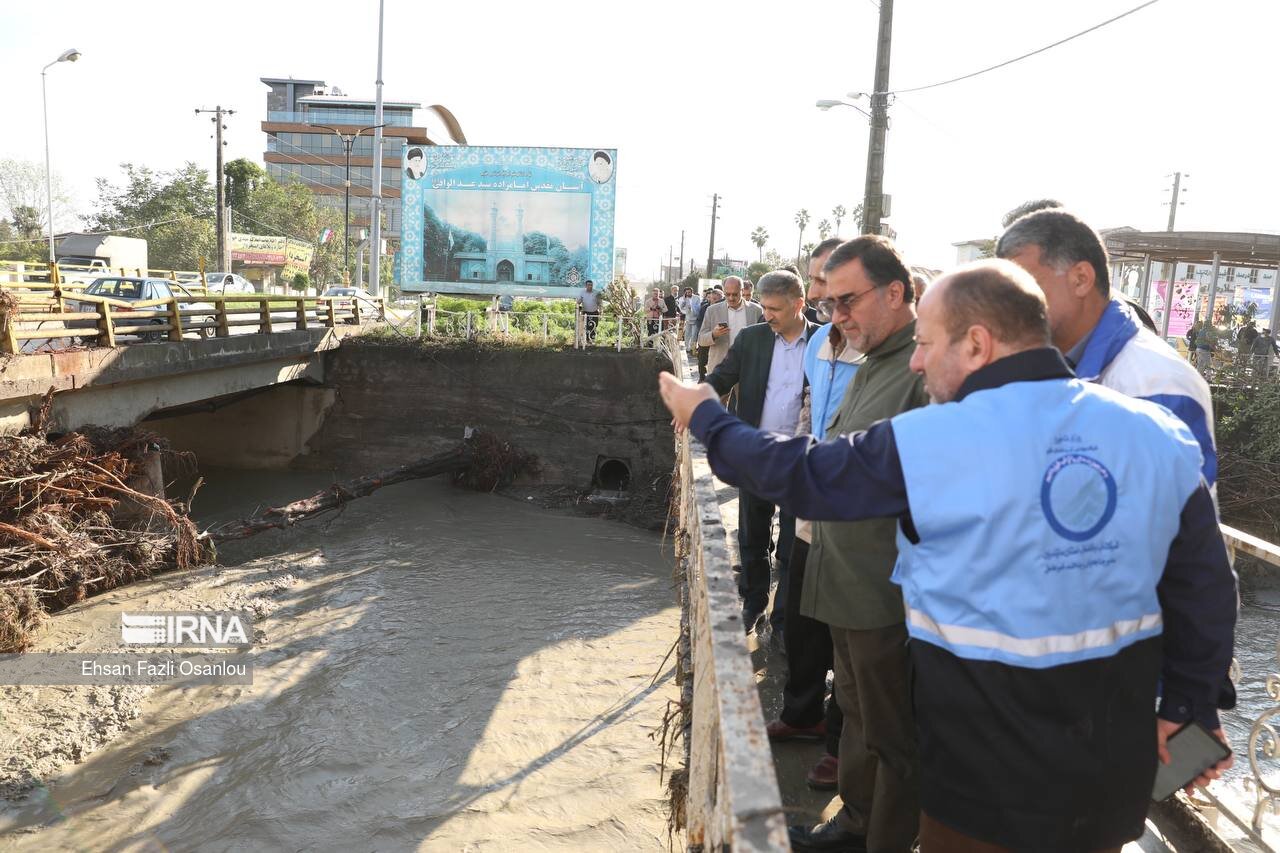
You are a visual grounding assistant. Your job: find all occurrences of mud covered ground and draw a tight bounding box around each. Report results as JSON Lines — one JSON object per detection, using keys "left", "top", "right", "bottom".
{"left": 0, "top": 474, "right": 680, "bottom": 851}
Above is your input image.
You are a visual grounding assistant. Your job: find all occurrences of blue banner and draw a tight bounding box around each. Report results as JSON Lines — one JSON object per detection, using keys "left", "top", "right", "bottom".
{"left": 399, "top": 146, "right": 617, "bottom": 296}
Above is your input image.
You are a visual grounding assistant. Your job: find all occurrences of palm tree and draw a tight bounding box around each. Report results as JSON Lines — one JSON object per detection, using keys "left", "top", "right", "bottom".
{"left": 818, "top": 219, "right": 832, "bottom": 241}
{"left": 750, "top": 226, "right": 769, "bottom": 262}
{"left": 801, "top": 242, "right": 816, "bottom": 268}
{"left": 794, "top": 209, "right": 810, "bottom": 266}
{"left": 832, "top": 204, "right": 846, "bottom": 236}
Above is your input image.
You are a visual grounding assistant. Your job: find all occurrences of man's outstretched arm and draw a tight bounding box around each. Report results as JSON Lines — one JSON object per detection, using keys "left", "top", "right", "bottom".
{"left": 662, "top": 374, "right": 907, "bottom": 522}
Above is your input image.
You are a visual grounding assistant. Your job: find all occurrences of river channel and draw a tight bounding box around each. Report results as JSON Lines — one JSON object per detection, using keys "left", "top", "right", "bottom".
{"left": 0, "top": 470, "right": 679, "bottom": 851}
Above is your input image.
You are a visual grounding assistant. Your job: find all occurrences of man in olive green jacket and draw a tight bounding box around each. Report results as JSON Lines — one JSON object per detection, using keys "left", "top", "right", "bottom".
{"left": 790, "top": 236, "right": 929, "bottom": 853}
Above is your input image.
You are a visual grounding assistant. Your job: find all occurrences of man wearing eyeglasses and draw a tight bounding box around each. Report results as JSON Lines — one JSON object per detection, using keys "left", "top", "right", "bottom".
{"left": 699, "top": 276, "right": 763, "bottom": 374}
{"left": 765, "top": 237, "right": 862, "bottom": 794}
{"left": 789, "top": 235, "right": 928, "bottom": 853}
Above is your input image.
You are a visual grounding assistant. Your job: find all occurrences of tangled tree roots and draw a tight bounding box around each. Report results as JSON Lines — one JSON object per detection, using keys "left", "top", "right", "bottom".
{"left": 0, "top": 394, "right": 212, "bottom": 652}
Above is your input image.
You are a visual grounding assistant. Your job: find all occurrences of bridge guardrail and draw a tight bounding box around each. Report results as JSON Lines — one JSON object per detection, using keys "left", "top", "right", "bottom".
{"left": 666, "top": 332, "right": 790, "bottom": 851}
{"left": 1, "top": 291, "right": 384, "bottom": 353}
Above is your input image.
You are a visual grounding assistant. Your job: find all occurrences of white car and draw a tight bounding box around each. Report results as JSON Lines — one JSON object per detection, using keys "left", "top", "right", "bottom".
{"left": 321, "top": 287, "right": 382, "bottom": 323}
{"left": 202, "top": 272, "right": 256, "bottom": 295}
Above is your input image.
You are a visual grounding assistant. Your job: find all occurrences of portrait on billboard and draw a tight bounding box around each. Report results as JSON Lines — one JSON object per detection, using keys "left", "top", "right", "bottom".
{"left": 398, "top": 146, "right": 617, "bottom": 296}
{"left": 588, "top": 150, "right": 613, "bottom": 184}
{"left": 405, "top": 147, "right": 426, "bottom": 181}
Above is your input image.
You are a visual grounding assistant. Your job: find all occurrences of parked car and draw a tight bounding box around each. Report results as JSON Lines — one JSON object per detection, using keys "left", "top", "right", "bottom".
{"left": 69, "top": 277, "right": 217, "bottom": 342}
{"left": 321, "top": 287, "right": 381, "bottom": 323}
{"left": 202, "top": 272, "right": 256, "bottom": 295}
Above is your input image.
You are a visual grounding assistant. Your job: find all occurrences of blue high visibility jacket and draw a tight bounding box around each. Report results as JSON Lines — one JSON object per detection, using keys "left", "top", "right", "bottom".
{"left": 689, "top": 347, "right": 1235, "bottom": 729}
{"left": 802, "top": 323, "right": 859, "bottom": 439}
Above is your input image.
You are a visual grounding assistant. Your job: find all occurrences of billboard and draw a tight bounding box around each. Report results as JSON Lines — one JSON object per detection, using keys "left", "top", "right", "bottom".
{"left": 229, "top": 232, "right": 314, "bottom": 276}
{"left": 1150, "top": 279, "right": 1199, "bottom": 337}
{"left": 399, "top": 146, "right": 617, "bottom": 296}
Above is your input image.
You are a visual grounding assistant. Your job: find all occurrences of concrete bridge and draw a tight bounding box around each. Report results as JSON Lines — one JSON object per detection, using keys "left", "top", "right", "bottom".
{"left": 0, "top": 324, "right": 375, "bottom": 440}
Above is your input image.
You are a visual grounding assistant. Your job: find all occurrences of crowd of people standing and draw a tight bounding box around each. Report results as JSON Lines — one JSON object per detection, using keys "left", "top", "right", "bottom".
{"left": 657, "top": 202, "right": 1237, "bottom": 853}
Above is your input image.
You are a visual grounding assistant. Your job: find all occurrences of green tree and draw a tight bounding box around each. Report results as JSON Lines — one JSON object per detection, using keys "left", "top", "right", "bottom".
{"left": 0, "top": 158, "right": 75, "bottom": 235}
{"left": 86, "top": 162, "right": 215, "bottom": 270}
{"left": 291, "top": 271, "right": 310, "bottom": 292}
{"left": 224, "top": 158, "right": 266, "bottom": 211}
{"left": 794, "top": 209, "right": 810, "bottom": 266}
{"left": 750, "top": 226, "right": 769, "bottom": 262}
{"left": 746, "top": 260, "right": 770, "bottom": 283}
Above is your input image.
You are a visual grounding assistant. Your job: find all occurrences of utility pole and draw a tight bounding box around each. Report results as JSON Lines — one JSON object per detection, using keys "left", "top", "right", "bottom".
{"left": 317, "top": 124, "right": 385, "bottom": 285}
{"left": 1162, "top": 171, "right": 1186, "bottom": 330}
{"left": 705, "top": 194, "right": 719, "bottom": 281}
{"left": 678, "top": 229, "right": 685, "bottom": 281}
{"left": 861, "top": 0, "right": 894, "bottom": 236}
{"left": 370, "top": 0, "right": 386, "bottom": 299}
{"left": 1165, "top": 171, "right": 1184, "bottom": 231}
{"left": 668, "top": 245, "right": 673, "bottom": 284}
{"left": 195, "top": 106, "right": 235, "bottom": 270}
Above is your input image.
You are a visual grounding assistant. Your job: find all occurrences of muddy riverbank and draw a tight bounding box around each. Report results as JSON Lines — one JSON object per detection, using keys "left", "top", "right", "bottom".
{"left": 0, "top": 474, "right": 679, "bottom": 851}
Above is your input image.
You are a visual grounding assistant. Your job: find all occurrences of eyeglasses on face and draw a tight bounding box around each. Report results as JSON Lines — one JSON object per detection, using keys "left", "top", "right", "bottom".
{"left": 815, "top": 284, "right": 883, "bottom": 317}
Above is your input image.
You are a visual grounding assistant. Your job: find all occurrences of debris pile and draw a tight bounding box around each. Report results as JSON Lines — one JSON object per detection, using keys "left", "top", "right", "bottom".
{"left": 0, "top": 395, "right": 209, "bottom": 652}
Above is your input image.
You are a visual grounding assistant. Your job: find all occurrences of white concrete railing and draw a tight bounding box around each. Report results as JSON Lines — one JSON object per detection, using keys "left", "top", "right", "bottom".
{"left": 666, "top": 331, "right": 790, "bottom": 851}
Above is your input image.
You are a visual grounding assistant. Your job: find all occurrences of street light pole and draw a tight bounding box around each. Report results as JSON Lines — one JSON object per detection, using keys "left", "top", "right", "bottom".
{"left": 316, "top": 123, "right": 384, "bottom": 286}
{"left": 862, "top": 0, "right": 894, "bottom": 235}
{"left": 41, "top": 48, "right": 81, "bottom": 264}
{"left": 370, "top": 0, "right": 387, "bottom": 300}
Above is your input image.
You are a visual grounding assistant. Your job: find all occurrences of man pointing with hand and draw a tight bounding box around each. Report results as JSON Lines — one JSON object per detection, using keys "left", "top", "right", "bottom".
{"left": 662, "top": 260, "right": 1236, "bottom": 853}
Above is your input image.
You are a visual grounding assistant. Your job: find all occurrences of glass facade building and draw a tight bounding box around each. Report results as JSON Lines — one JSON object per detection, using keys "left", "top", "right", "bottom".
{"left": 260, "top": 77, "right": 434, "bottom": 241}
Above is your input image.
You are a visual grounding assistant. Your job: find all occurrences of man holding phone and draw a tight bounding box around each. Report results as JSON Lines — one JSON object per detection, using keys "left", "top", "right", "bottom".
{"left": 661, "top": 260, "right": 1236, "bottom": 853}
{"left": 699, "top": 276, "right": 762, "bottom": 374}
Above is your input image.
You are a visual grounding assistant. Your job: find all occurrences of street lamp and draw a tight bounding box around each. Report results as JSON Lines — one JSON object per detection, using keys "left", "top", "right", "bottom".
{"left": 314, "top": 123, "right": 385, "bottom": 286}
{"left": 815, "top": 98, "right": 871, "bottom": 119}
{"left": 41, "top": 47, "right": 81, "bottom": 264}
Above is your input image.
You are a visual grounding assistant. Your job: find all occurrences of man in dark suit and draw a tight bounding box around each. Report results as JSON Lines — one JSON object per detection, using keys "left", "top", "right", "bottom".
{"left": 706, "top": 269, "right": 818, "bottom": 635}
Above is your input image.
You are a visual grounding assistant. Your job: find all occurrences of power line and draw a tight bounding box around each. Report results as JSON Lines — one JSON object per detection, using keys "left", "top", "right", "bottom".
{"left": 883, "top": 0, "right": 1161, "bottom": 95}
{"left": 0, "top": 214, "right": 203, "bottom": 246}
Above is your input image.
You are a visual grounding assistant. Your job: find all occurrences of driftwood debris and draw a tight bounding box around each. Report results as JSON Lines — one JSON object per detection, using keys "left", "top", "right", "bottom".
{"left": 210, "top": 432, "right": 537, "bottom": 542}
{"left": 0, "top": 390, "right": 209, "bottom": 652}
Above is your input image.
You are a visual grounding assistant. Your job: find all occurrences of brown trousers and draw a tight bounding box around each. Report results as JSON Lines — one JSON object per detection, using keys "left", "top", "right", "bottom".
{"left": 918, "top": 813, "right": 1121, "bottom": 853}
{"left": 830, "top": 622, "right": 920, "bottom": 853}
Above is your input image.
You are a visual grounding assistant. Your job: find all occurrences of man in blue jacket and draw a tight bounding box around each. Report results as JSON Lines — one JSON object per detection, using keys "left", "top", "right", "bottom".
{"left": 661, "top": 260, "right": 1236, "bottom": 853}
{"left": 997, "top": 208, "right": 1217, "bottom": 488}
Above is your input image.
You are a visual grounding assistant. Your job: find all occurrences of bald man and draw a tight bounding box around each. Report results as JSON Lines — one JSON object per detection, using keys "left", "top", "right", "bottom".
{"left": 662, "top": 260, "right": 1235, "bottom": 853}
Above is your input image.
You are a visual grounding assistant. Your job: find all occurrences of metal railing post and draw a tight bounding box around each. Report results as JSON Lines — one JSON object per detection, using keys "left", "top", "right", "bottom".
{"left": 166, "top": 296, "right": 183, "bottom": 341}
{"left": 98, "top": 300, "right": 116, "bottom": 348}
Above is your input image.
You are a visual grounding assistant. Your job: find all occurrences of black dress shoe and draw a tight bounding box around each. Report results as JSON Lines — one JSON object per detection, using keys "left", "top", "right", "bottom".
{"left": 788, "top": 815, "right": 867, "bottom": 852}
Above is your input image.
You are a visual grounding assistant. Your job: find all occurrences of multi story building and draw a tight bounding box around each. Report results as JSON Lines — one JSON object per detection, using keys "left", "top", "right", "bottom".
{"left": 260, "top": 76, "right": 435, "bottom": 242}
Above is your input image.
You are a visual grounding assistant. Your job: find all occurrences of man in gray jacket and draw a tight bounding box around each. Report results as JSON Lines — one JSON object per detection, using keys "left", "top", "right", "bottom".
{"left": 699, "top": 276, "right": 763, "bottom": 374}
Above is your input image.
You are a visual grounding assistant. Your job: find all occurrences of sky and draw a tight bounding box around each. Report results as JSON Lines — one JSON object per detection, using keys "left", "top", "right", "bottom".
{"left": 2, "top": 0, "right": 1278, "bottom": 278}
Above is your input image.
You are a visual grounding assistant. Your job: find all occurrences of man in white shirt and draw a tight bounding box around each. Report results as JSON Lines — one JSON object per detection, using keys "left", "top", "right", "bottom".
{"left": 699, "top": 276, "right": 763, "bottom": 373}
{"left": 577, "top": 280, "right": 602, "bottom": 344}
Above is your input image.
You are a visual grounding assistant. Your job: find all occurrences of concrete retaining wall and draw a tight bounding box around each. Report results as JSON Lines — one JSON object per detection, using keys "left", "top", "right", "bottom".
{"left": 300, "top": 341, "right": 676, "bottom": 493}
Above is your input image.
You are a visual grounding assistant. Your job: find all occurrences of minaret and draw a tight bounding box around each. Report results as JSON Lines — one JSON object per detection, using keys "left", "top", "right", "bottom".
{"left": 488, "top": 204, "right": 498, "bottom": 249}
{"left": 516, "top": 206, "right": 525, "bottom": 253}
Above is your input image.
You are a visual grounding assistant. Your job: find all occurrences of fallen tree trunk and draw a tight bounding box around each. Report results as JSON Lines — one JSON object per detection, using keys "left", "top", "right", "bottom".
{"left": 208, "top": 432, "right": 537, "bottom": 542}
{"left": 209, "top": 446, "right": 471, "bottom": 541}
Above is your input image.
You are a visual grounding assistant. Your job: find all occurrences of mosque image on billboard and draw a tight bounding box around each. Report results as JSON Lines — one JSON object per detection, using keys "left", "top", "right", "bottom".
{"left": 421, "top": 189, "right": 591, "bottom": 286}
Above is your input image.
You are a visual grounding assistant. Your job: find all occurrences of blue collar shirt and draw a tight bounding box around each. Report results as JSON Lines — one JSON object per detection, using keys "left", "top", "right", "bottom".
{"left": 757, "top": 332, "right": 808, "bottom": 435}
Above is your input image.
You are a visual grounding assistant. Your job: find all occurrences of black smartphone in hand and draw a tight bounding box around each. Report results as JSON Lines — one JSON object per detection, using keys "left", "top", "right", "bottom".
{"left": 1151, "top": 721, "right": 1231, "bottom": 801}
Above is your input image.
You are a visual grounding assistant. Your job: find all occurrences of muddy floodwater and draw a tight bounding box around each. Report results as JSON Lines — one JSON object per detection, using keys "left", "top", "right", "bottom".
{"left": 0, "top": 472, "right": 679, "bottom": 851}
